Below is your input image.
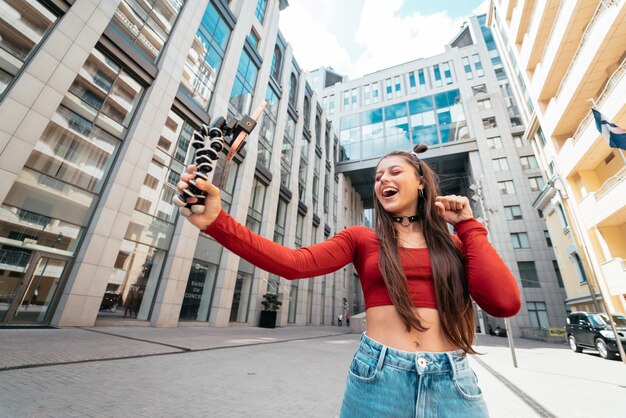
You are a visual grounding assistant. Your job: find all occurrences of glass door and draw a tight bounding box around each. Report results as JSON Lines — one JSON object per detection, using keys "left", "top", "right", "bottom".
{"left": 0, "top": 248, "right": 69, "bottom": 324}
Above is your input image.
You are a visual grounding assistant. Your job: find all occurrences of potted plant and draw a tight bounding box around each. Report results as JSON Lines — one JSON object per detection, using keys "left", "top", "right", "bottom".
{"left": 259, "top": 293, "right": 282, "bottom": 328}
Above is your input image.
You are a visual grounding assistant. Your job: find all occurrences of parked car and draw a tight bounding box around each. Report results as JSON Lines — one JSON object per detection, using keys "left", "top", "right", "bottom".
{"left": 565, "top": 311, "right": 626, "bottom": 359}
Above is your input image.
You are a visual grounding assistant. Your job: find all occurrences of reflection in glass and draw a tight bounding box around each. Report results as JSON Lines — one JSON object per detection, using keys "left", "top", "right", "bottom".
{"left": 229, "top": 51, "right": 258, "bottom": 116}
{"left": 13, "top": 256, "right": 67, "bottom": 322}
{"left": 230, "top": 272, "right": 253, "bottom": 322}
{"left": 111, "top": 0, "right": 184, "bottom": 62}
{"left": 0, "top": 205, "right": 82, "bottom": 255}
{"left": 98, "top": 241, "right": 165, "bottom": 320}
{"left": 0, "top": 0, "right": 58, "bottom": 95}
{"left": 180, "top": 3, "right": 231, "bottom": 109}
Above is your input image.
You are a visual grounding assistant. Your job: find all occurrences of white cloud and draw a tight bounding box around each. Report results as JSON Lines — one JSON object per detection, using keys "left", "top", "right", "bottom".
{"left": 352, "top": 0, "right": 466, "bottom": 77}
{"left": 279, "top": 0, "right": 483, "bottom": 79}
{"left": 279, "top": 1, "right": 357, "bottom": 76}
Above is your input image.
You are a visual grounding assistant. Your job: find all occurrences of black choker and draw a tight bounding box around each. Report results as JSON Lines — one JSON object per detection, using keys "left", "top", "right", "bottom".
{"left": 392, "top": 215, "right": 419, "bottom": 226}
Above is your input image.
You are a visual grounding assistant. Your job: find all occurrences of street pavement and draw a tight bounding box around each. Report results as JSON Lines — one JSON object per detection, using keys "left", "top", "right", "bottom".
{"left": 0, "top": 325, "right": 624, "bottom": 417}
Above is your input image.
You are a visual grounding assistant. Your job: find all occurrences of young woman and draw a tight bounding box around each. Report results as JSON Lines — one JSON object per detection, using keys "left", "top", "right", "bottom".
{"left": 178, "top": 144, "right": 520, "bottom": 417}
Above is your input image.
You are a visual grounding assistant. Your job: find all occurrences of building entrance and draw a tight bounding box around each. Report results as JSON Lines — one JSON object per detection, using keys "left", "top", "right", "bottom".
{"left": 0, "top": 247, "right": 69, "bottom": 325}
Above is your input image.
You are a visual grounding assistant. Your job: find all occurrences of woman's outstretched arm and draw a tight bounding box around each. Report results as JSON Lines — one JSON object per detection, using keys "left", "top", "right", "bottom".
{"left": 178, "top": 167, "right": 359, "bottom": 279}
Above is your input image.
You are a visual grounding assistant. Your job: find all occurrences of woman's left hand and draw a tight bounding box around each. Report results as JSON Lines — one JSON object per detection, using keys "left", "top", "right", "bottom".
{"left": 434, "top": 195, "right": 474, "bottom": 226}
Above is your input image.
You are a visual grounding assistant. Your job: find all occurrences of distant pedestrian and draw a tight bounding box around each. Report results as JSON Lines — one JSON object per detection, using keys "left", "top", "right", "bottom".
{"left": 346, "top": 313, "right": 350, "bottom": 327}
{"left": 338, "top": 313, "right": 343, "bottom": 327}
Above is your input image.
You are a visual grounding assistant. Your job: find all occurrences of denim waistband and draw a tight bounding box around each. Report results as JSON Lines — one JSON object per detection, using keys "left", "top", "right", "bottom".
{"left": 358, "top": 333, "right": 469, "bottom": 375}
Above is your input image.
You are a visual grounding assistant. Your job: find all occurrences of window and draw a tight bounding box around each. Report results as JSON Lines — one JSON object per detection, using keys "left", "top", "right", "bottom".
{"left": 520, "top": 155, "right": 539, "bottom": 170}
{"left": 180, "top": 3, "right": 231, "bottom": 109}
{"left": 511, "top": 232, "right": 530, "bottom": 249}
{"left": 289, "top": 73, "right": 298, "bottom": 105}
{"left": 553, "top": 260, "right": 564, "bottom": 288}
{"left": 486, "top": 136, "right": 503, "bottom": 149}
{"left": 473, "top": 54, "right": 484, "bottom": 77}
{"left": 462, "top": 57, "right": 473, "bottom": 80}
{"left": 257, "top": 85, "right": 279, "bottom": 169}
{"left": 518, "top": 262, "right": 540, "bottom": 288}
{"left": 394, "top": 76, "right": 402, "bottom": 97}
{"left": 557, "top": 203, "right": 569, "bottom": 228}
{"left": 385, "top": 78, "right": 392, "bottom": 99}
{"left": 498, "top": 180, "right": 516, "bottom": 195}
{"left": 482, "top": 117, "right": 497, "bottom": 129}
{"left": 433, "top": 65, "right": 442, "bottom": 87}
{"left": 271, "top": 46, "right": 282, "bottom": 81}
{"left": 342, "top": 90, "right": 350, "bottom": 110}
{"left": 351, "top": 88, "right": 358, "bottom": 108}
{"left": 545, "top": 230, "right": 552, "bottom": 247}
{"left": 0, "top": 0, "right": 59, "bottom": 96}
{"left": 255, "top": 0, "right": 268, "bottom": 23}
{"left": 372, "top": 82, "right": 380, "bottom": 102}
{"left": 493, "top": 158, "right": 509, "bottom": 171}
{"left": 418, "top": 69, "right": 427, "bottom": 91}
{"left": 246, "top": 178, "right": 266, "bottom": 234}
{"left": 408, "top": 72, "right": 417, "bottom": 93}
{"left": 364, "top": 85, "right": 371, "bottom": 105}
{"left": 229, "top": 50, "right": 259, "bottom": 116}
{"left": 528, "top": 301, "right": 549, "bottom": 328}
{"left": 478, "top": 99, "right": 492, "bottom": 110}
{"left": 573, "top": 253, "right": 588, "bottom": 283}
{"left": 329, "top": 93, "right": 335, "bottom": 114}
{"left": 472, "top": 84, "right": 487, "bottom": 95}
{"left": 246, "top": 30, "right": 259, "bottom": 50}
{"left": 504, "top": 205, "right": 522, "bottom": 220}
{"left": 111, "top": 0, "right": 184, "bottom": 63}
{"left": 513, "top": 134, "right": 529, "bottom": 147}
{"left": 529, "top": 176, "right": 546, "bottom": 192}
{"left": 442, "top": 62, "right": 453, "bottom": 84}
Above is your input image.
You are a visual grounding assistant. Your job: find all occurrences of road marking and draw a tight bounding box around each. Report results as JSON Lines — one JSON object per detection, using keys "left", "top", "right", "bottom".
{"left": 473, "top": 356, "right": 557, "bottom": 418}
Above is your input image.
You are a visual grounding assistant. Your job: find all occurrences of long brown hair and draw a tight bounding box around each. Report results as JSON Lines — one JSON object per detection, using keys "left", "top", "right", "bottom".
{"left": 374, "top": 143, "right": 476, "bottom": 354}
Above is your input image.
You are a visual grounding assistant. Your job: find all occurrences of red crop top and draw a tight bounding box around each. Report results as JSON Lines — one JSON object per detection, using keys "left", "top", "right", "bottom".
{"left": 203, "top": 210, "right": 520, "bottom": 318}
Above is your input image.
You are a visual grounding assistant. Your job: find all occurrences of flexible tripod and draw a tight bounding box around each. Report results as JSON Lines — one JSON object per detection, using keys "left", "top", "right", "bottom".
{"left": 173, "top": 103, "right": 266, "bottom": 217}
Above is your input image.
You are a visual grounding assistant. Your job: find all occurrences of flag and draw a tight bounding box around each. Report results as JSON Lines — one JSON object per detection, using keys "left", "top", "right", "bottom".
{"left": 592, "top": 108, "right": 626, "bottom": 150}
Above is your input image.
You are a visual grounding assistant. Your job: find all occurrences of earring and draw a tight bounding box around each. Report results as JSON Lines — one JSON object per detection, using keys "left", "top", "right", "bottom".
{"left": 419, "top": 189, "right": 424, "bottom": 199}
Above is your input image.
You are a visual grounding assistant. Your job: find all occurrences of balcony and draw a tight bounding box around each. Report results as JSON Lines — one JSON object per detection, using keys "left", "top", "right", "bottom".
{"left": 543, "top": 2, "right": 626, "bottom": 138}
{"left": 601, "top": 258, "right": 626, "bottom": 296}
{"left": 577, "top": 166, "right": 626, "bottom": 228}
{"left": 519, "top": 0, "right": 561, "bottom": 72}
{"left": 511, "top": 0, "right": 536, "bottom": 46}
{"left": 532, "top": 0, "right": 597, "bottom": 104}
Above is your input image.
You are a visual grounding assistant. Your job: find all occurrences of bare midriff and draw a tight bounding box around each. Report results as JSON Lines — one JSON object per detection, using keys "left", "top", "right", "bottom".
{"left": 365, "top": 305, "right": 459, "bottom": 352}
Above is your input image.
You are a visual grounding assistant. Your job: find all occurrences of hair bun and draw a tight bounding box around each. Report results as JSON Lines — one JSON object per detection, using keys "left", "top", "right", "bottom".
{"left": 413, "top": 144, "right": 428, "bottom": 154}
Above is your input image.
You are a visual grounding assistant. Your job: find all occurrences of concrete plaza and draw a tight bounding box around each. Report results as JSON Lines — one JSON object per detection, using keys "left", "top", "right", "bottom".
{"left": 0, "top": 326, "right": 624, "bottom": 417}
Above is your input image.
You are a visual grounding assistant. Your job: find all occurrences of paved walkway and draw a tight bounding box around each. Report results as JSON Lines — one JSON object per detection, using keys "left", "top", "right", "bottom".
{"left": 0, "top": 326, "right": 624, "bottom": 417}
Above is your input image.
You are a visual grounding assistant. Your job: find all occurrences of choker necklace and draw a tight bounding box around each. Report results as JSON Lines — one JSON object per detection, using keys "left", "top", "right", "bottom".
{"left": 392, "top": 215, "right": 419, "bottom": 227}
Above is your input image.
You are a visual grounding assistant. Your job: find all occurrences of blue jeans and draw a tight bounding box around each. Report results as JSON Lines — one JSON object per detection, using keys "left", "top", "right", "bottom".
{"left": 340, "top": 333, "right": 489, "bottom": 418}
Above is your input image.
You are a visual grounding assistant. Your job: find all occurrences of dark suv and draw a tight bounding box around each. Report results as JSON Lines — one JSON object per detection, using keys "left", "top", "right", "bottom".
{"left": 566, "top": 311, "right": 626, "bottom": 359}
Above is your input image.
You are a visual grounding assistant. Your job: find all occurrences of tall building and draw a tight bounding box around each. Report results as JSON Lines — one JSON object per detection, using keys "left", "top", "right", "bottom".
{"left": 0, "top": 0, "right": 364, "bottom": 328}
{"left": 488, "top": 0, "right": 626, "bottom": 316}
{"left": 319, "top": 14, "right": 567, "bottom": 337}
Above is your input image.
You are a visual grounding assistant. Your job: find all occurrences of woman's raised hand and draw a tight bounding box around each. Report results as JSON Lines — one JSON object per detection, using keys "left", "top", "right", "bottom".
{"left": 177, "top": 165, "right": 222, "bottom": 230}
{"left": 434, "top": 195, "right": 473, "bottom": 226}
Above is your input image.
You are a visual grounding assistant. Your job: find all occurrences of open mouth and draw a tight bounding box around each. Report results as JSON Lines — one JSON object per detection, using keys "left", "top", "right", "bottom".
{"left": 382, "top": 187, "right": 399, "bottom": 198}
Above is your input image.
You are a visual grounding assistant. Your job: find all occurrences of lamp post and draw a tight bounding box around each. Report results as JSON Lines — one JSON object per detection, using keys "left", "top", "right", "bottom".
{"left": 470, "top": 180, "right": 518, "bottom": 368}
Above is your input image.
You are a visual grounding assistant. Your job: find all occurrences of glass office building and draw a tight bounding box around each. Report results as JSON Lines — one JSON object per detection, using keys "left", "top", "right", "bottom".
{"left": 0, "top": 0, "right": 362, "bottom": 328}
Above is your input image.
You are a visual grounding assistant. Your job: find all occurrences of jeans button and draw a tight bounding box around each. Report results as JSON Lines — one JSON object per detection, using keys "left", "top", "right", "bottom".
{"left": 417, "top": 357, "right": 427, "bottom": 368}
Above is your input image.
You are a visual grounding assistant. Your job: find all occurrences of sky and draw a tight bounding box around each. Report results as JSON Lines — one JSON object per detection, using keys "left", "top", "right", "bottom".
{"left": 279, "top": 0, "right": 489, "bottom": 79}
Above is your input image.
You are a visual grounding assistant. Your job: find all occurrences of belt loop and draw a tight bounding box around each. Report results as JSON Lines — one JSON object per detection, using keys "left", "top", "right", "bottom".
{"left": 446, "top": 352, "right": 457, "bottom": 380}
{"left": 376, "top": 345, "right": 387, "bottom": 372}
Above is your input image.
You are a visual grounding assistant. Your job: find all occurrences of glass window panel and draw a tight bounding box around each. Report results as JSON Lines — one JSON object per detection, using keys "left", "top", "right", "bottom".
{"left": 0, "top": 205, "right": 83, "bottom": 255}
{"left": 0, "top": 0, "right": 58, "bottom": 95}
{"left": 124, "top": 209, "right": 174, "bottom": 250}
{"left": 179, "top": 3, "right": 231, "bottom": 110}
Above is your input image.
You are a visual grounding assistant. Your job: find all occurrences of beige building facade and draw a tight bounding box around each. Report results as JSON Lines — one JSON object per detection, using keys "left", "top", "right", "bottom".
{"left": 489, "top": 0, "right": 626, "bottom": 315}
